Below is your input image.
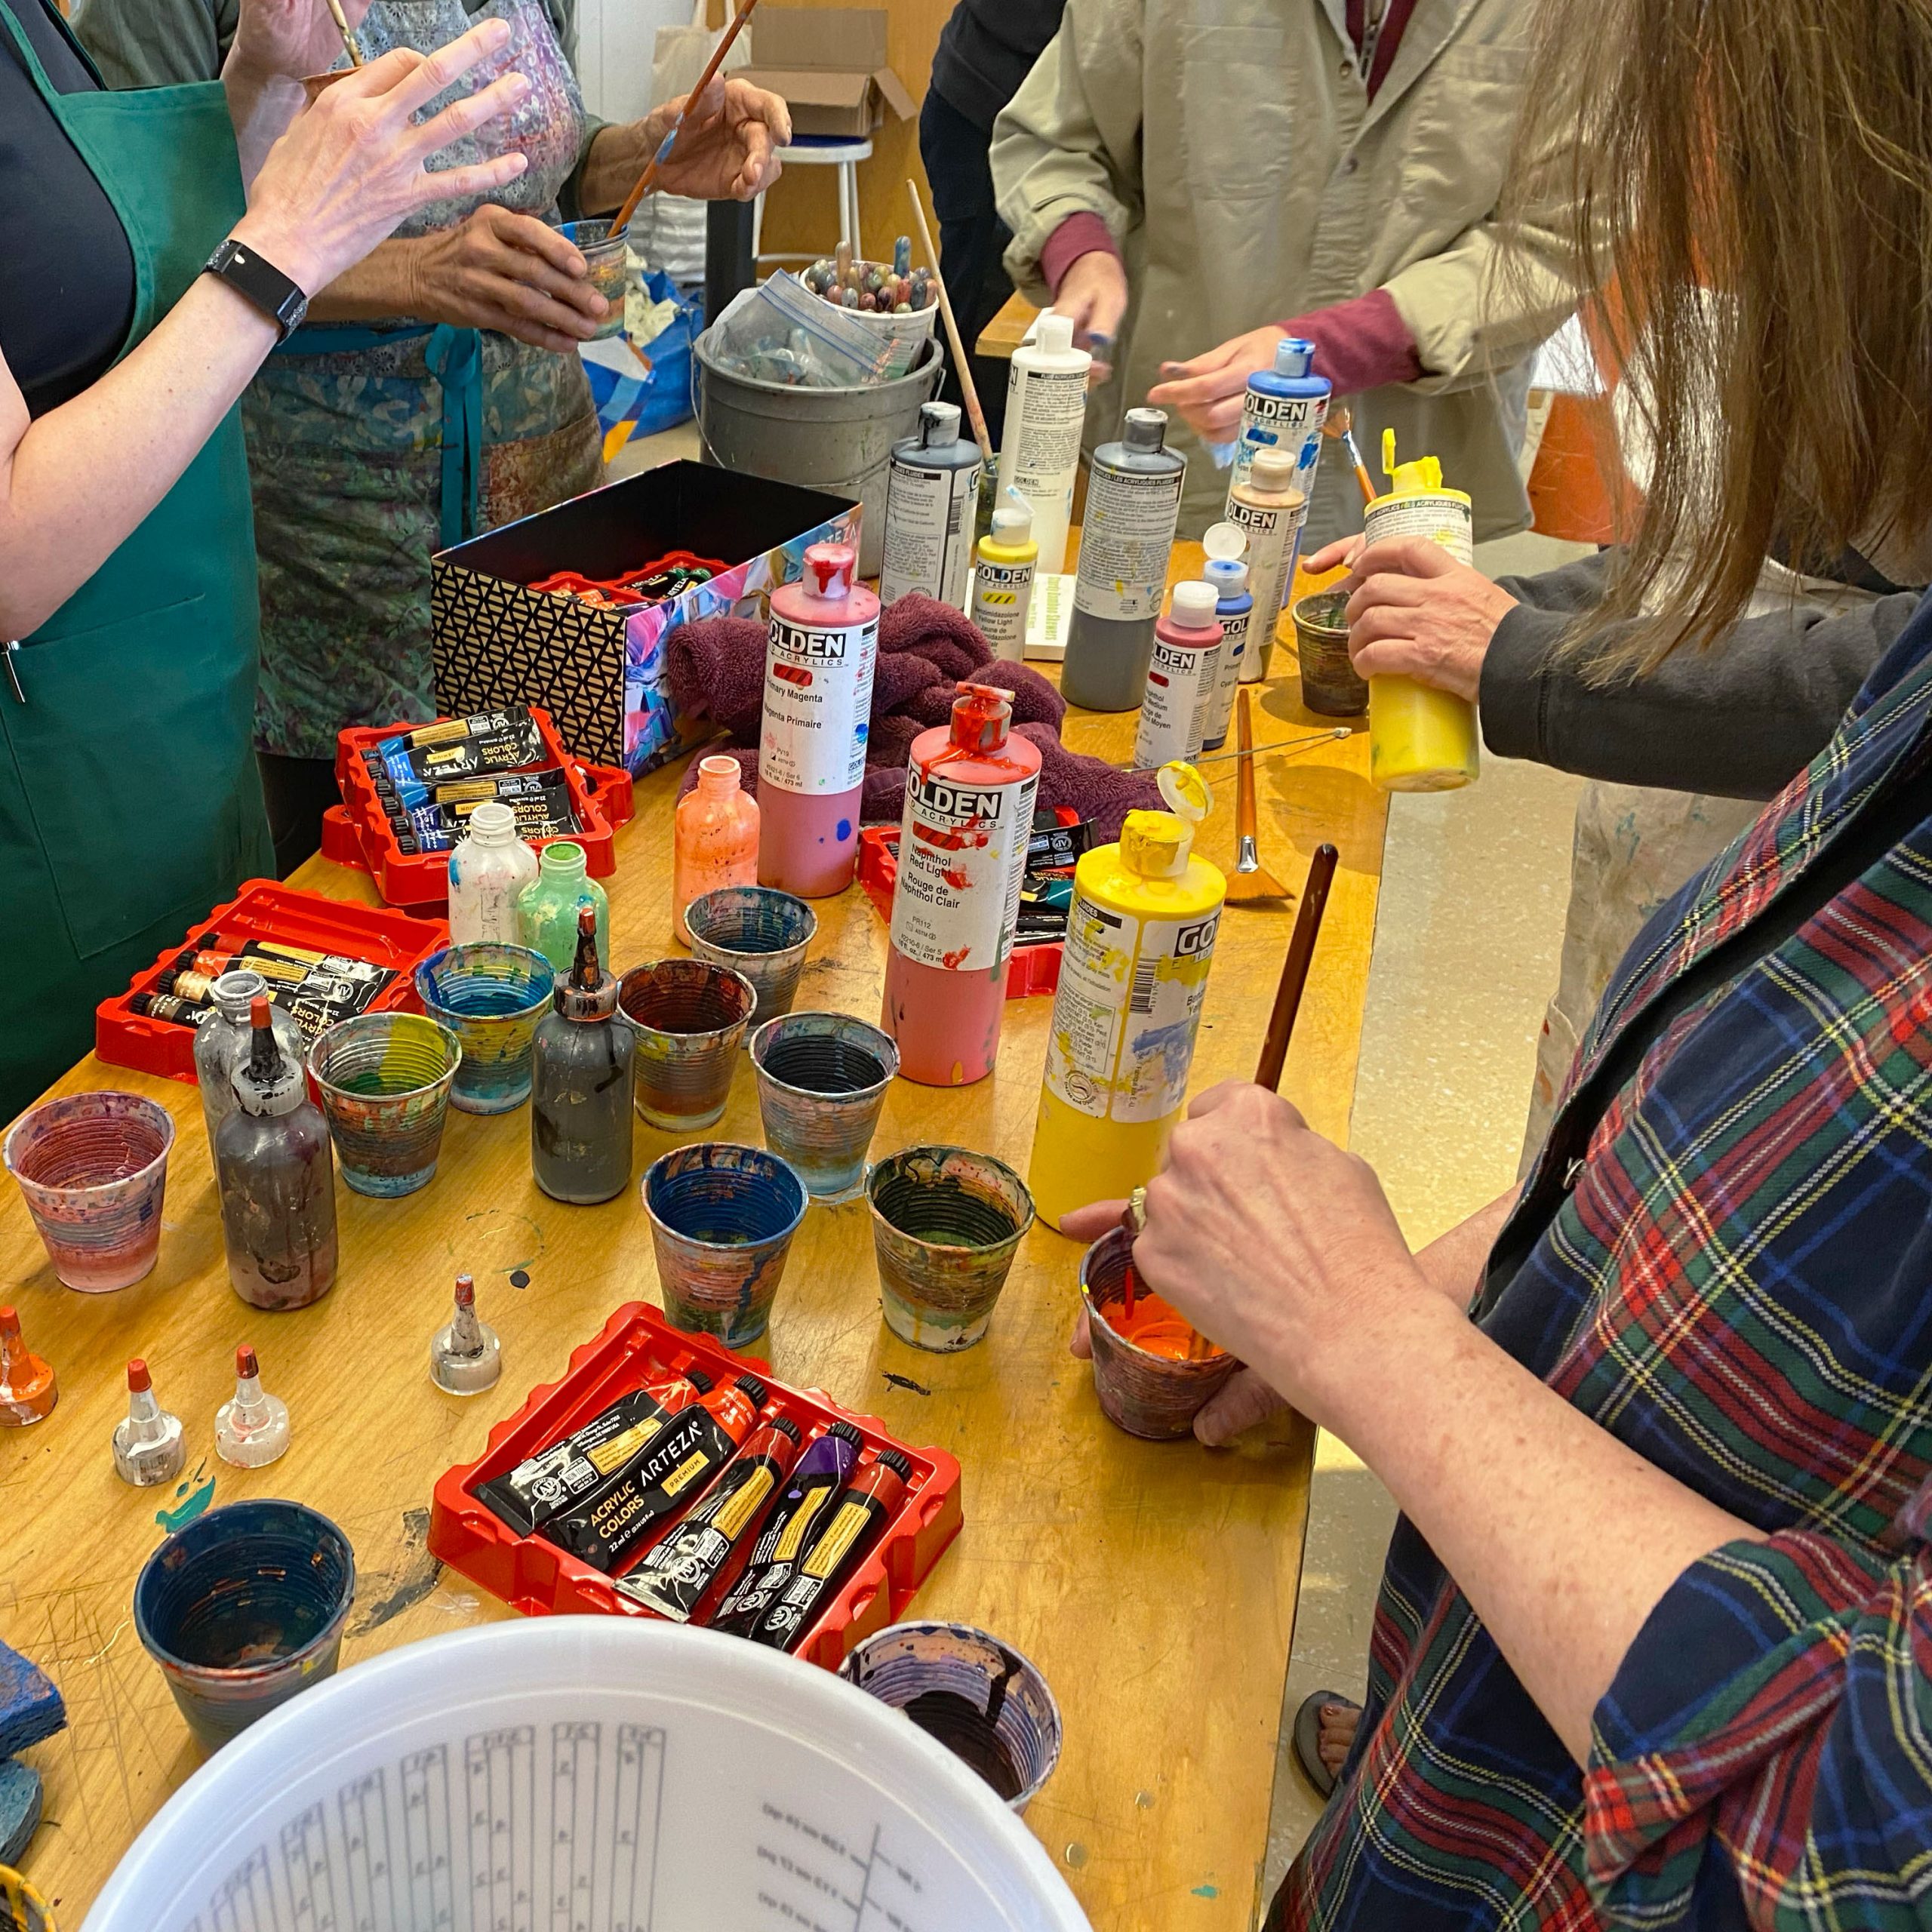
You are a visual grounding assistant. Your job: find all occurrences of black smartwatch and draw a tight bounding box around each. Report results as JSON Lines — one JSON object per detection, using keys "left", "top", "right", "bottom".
{"left": 202, "top": 237, "right": 309, "bottom": 340}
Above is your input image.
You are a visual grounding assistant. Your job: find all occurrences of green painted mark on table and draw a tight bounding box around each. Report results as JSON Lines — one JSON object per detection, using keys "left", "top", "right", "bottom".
{"left": 155, "top": 1464, "right": 216, "bottom": 1532}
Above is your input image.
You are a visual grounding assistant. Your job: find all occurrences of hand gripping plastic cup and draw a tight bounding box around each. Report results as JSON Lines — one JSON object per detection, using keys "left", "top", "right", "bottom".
{"left": 308, "top": 1012, "right": 461, "bottom": 1197}
{"left": 866, "top": 1146, "right": 1034, "bottom": 1351}
{"left": 4, "top": 1091, "right": 175, "bottom": 1291}
{"left": 133, "top": 1500, "right": 355, "bottom": 1753}
{"left": 1079, "top": 1224, "right": 1238, "bottom": 1439}
{"left": 617, "top": 960, "right": 755, "bottom": 1131}
{"left": 555, "top": 217, "right": 628, "bottom": 340}
{"left": 643, "top": 1142, "right": 808, "bottom": 1346}
{"left": 685, "top": 885, "right": 818, "bottom": 1031}
{"left": 414, "top": 942, "right": 554, "bottom": 1114}
{"left": 839, "top": 1622, "right": 1063, "bottom": 1814}
{"left": 750, "top": 1011, "right": 898, "bottom": 1201}
{"left": 83, "top": 1620, "right": 1090, "bottom": 1932}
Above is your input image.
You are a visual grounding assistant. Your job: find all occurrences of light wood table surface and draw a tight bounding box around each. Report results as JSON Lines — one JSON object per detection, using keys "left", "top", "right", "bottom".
{"left": 977, "top": 292, "right": 1043, "bottom": 361}
{"left": 2, "top": 544, "right": 1386, "bottom": 1931}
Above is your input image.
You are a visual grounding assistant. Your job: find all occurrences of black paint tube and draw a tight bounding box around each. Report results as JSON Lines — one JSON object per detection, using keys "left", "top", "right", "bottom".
{"left": 127, "top": 991, "right": 217, "bottom": 1028}
{"left": 614, "top": 1416, "right": 802, "bottom": 1622}
{"left": 476, "top": 1367, "right": 712, "bottom": 1535}
{"left": 543, "top": 1374, "right": 766, "bottom": 1575}
{"left": 368, "top": 706, "right": 546, "bottom": 796}
{"left": 393, "top": 787, "right": 580, "bottom": 854}
{"left": 750, "top": 1447, "right": 913, "bottom": 1653}
{"left": 1027, "top": 818, "right": 1092, "bottom": 871}
{"left": 711, "top": 1420, "right": 863, "bottom": 1636}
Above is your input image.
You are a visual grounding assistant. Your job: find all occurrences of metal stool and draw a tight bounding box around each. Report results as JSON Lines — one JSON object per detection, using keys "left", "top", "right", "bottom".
{"left": 752, "top": 135, "right": 875, "bottom": 265}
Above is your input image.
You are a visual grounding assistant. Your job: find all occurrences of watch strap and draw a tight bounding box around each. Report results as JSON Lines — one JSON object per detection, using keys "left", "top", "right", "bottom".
{"left": 203, "top": 237, "right": 309, "bottom": 341}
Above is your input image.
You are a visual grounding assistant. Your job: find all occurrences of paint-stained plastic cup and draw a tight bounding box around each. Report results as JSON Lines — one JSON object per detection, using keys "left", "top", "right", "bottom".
{"left": 839, "top": 1622, "right": 1063, "bottom": 1814}
{"left": 4, "top": 1091, "right": 175, "bottom": 1292}
{"left": 414, "top": 943, "right": 555, "bottom": 1114}
{"left": 1079, "top": 1225, "right": 1238, "bottom": 1439}
{"left": 750, "top": 1011, "right": 898, "bottom": 1201}
{"left": 0, "top": 1865, "right": 55, "bottom": 1932}
{"left": 1292, "top": 587, "right": 1368, "bottom": 718}
{"left": 685, "top": 886, "right": 818, "bottom": 1031}
{"left": 134, "top": 1500, "right": 356, "bottom": 1753}
{"left": 618, "top": 961, "right": 755, "bottom": 1131}
{"left": 555, "top": 217, "right": 627, "bottom": 340}
{"left": 866, "top": 1146, "right": 1034, "bottom": 1351}
{"left": 308, "top": 1013, "right": 460, "bottom": 1197}
{"left": 643, "top": 1142, "right": 808, "bottom": 1346}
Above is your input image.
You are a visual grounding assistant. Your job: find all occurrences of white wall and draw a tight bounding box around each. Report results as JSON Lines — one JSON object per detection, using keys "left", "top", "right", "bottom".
{"left": 574, "top": 0, "right": 691, "bottom": 122}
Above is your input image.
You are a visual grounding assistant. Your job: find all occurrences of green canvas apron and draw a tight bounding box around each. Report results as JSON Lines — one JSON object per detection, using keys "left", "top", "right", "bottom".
{"left": 0, "top": 5, "right": 271, "bottom": 1117}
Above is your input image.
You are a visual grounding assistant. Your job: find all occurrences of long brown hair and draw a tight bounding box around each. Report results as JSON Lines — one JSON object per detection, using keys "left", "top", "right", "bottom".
{"left": 1506, "top": 0, "right": 1932, "bottom": 671}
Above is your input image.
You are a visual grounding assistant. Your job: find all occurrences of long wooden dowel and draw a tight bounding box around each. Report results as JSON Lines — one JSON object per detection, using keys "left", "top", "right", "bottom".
{"left": 1252, "top": 842, "right": 1339, "bottom": 1093}
{"left": 906, "top": 178, "right": 994, "bottom": 465}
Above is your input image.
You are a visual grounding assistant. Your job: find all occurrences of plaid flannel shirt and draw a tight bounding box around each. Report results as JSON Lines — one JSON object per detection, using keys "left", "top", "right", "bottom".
{"left": 1274, "top": 590, "right": 1932, "bottom": 1932}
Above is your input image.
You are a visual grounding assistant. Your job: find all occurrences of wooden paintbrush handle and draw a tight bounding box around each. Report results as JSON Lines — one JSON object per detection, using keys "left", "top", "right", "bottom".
{"left": 1235, "top": 687, "right": 1260, "bottom": 844}
{"left": 907, "top": 180, "right": 993, "bottom": 464}
{"left": 1253, "top": 842, "right": 1339, "bottom": 1093}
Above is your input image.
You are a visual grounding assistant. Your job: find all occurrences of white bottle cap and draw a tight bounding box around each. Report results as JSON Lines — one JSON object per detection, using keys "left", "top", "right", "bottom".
{"left": 1037, "top": 312, "right": 1075, "bottom": 354}
{"left": 991, "top": 503, "right": 1032, "bottom": 542}
{"left": 1169, "top": 580, "right": 1219, "bottom": 629}
{"left": 468, "top": 800, "right": 518, "bottom": 841}
{"left": 1204, "top": 557, "right": 1249, "bottom": 596}
{"left": 1201, "top": 521, "right": 1247, "bottom": 564}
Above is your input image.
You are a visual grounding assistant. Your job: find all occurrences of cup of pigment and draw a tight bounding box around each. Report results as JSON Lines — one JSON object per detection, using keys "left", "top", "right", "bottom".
{"left": 685, "top": 885, "right": 818, "bottom": 1031}
{"left": 4, "top": 1091, "right": 176, "bottom": 1293}
{"left": 1079, "top": 1223, "right": 1238, "bottom": 1439}
{"left": 750, "top": 1011, "right": 899, "bottom": 1201}
{"left": 617, "top": 960, "right": 756, "bottom": 1131}
{"left": 133, "top": 1499, "right": 356, "bottom": 1752}
{"left": 1291, "top": 586, "right": 1369, "bottom": 718}
{"left": 308, "top": 1011, "right": 461, "bottom": 1197}
{"left": 642, "top": 1142, "right": 808, "bottom": 1346}
{"left": 838, "top": 1622, "right": 1063, "bottom": 1814}
{"left": 553, "top": 217, "right": 628, "bottom": 340}
{"left": 866, "top": 1146, "right": 1035, "bottom": 1351}
{"left": 414, "top": 942, "right": 555, "bottom": 1114}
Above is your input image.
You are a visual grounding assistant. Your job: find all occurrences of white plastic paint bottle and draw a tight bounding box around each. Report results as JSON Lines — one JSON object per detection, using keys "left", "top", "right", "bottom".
{"left": 971, "top": 494, "right": 1039, "bottom": 663}
{"left": 994, "top": 311, "right": 1091, "bottom": 575}
{"left": 1226, "top": 446, "right": 1303, "bottom": 684}
{"left": 880, "top": 401, "right": 983, "bottom": 611}
{"left": 447, "top": 800, "right": 539, "bottom": 945}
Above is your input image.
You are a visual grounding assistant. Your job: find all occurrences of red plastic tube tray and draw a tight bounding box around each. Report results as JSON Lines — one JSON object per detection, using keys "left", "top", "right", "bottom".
{"left": 94, "top": 879, "right": 448, "bottom": 1084}
{"left": 428, "top": 1302, "right": 963, "bottom": 1670}
{"left": 331, "top": 706, "right": 629, "bottom": 909}
{"left": 857, "top": 825, "right": 1066, "bottom": 998}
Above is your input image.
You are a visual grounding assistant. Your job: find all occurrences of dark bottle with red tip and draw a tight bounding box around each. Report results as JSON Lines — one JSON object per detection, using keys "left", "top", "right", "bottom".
{"left": 213, "top": 996, "right": 337, "bottom": 1309}
{"left": 531, "top": 907, "right": 635, "bottom": 1204}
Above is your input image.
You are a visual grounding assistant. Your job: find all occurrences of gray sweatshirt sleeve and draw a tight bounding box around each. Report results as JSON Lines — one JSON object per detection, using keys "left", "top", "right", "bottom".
{"left": 1478, "top": 555, "right": 1915, "bottom": 798}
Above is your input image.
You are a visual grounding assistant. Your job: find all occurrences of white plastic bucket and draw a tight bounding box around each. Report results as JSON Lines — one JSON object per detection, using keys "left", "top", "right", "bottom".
{"left": 83, "top": 1620, "right": 1091, "bottom": 1932}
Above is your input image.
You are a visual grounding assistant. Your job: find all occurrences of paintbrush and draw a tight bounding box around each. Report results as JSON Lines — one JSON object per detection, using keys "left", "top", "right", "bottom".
{"left": 322, "top": 0, "right": 364, "bottom": 66}
{"left": 1224, "top": 688, "right": 1289, "bottom": 903}
{"left": 611, "top": 0, "right": 763, "bottom": 235}
{"left": 1252, "top": 841, "right": 1340, "bottom": 1094}
{"left": 1119, "top": 1186, "right": 1147, "bottom": 1321}
{"left": 1323, "top": 405, "right": 1375, "bottom": 509}
{"left": 906, "top": 180, "right": 995, "bottom": 466}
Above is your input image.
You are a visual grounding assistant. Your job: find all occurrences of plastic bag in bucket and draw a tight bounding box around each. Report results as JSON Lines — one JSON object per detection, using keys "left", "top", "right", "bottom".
{"left": 580, "top": 269, "right": 700, "bottom": 461}
{"left": 82, "top": 1620, "right": 1091, "bottom": 1932}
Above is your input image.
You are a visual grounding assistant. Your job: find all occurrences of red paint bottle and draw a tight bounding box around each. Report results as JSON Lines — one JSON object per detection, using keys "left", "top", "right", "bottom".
{"left": 758, "top": 542, "right": 880, "bottom": 897}
{"left": 881, "top": 684, "right": 1042, "bottom": 1086}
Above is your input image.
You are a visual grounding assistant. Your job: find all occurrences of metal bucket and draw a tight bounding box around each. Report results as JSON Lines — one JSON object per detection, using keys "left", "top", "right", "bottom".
{"left": 694, "top": 334, "right": 944, "bottom": 577}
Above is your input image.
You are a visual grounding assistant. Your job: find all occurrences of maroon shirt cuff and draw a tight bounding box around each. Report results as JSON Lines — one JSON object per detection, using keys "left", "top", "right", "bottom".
{"left": 1282, "top": 289, "right": 1425, "bottom": 394}
{"left": 1041, "top": 213, "right": 1120, "bottom": 300}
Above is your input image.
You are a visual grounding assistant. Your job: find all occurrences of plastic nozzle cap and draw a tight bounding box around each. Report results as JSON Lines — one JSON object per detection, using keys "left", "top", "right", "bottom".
{"left": 1201, "top": 520, "right": 1247, "bottom": 564}
{"left": 951, "top": 682, "right": 1013, "bottom": 751}
{"left": 454, "top": 1273, "right": 475, "bottom": 1308}
{"left": 128, "top": 1358, "right": 150, "bottom": 1392}
{"left": 1037, "top": 311, "right": 1076, "bottom": 353}
{"left": 920, "top": 400, "right": 962, "bottom": 445}
{"left": 1204, "top": 557, "right": 1249, "bottom": 594}
{"left": 1274, "top": 337, "right": 1315, "bottom": 378}
{"left": 1169, "top": 580, "right": 1220, "bottom": 628}
{"left": 1121, "top": 408, "right": 1168, "bottom": 451}
{"left": 802, "top": 542, "right": 857, "bottom": 599}
{"left": 235, "top": 1343, "right": 259, "bottom": 1379}
{"left": 1250, "top": 448, "right": 1299, "bottom": 492}
{"left": 990, "top": 503, "right": 1032, "bottom": 541}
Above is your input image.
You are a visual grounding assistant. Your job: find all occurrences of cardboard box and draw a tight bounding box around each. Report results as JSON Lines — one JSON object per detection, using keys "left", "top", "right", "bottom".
{"left": 740, "top": 8, "right": 915, "bottom": 140}
{"left": 432, "top": 461, "right": 857, "bottom": 774}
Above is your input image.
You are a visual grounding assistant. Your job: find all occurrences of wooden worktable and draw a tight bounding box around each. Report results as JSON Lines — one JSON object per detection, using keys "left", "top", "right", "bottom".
{"left": 977, "top": 291, "right": 1042, "bottom": 361}
{"left": 1, "top": 546, "right": 1386, "bottom": 1931}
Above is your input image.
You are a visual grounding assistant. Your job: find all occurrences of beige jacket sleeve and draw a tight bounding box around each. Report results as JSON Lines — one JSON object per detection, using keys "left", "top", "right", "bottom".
{"left": 989, "top": 0, "right": 1145, "bottom": 306}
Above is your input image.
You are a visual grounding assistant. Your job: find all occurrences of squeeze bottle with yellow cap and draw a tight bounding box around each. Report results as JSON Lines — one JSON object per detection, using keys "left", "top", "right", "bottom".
{"left": 971, "top": 492, "right": 1038, "bottom": 663}
{"left": 1361, "top": 431, "right": 1479, "bottom": 791}
{"left": 1028, "top": 764, "right": 1226, "bottom": 1230}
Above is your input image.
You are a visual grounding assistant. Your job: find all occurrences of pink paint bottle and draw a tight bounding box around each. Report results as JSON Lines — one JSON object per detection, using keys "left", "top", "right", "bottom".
{"left": 881, "top": 684, "right": 1042, "bottom": 1086}
{"left": 758, "top": 542, "right": 880, "bottom": 897}
{"left": 673, "top": 755, "right": 760, "bottom": 944}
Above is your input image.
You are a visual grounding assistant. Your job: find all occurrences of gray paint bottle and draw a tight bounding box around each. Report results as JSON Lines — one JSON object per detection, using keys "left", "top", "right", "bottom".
{"left": 880, "top": 401, "right": 983, "bottom": 611}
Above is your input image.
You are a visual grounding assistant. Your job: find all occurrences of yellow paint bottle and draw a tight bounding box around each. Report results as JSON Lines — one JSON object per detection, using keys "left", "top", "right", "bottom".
{"left": 1362, "top": 430, "right": 1480, "bottom": 792}
{"left": 1028, "top": 764, "right": 1226, "bottom": 1231}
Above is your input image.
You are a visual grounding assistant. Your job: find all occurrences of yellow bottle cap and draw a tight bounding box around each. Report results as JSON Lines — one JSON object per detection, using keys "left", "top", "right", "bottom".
{"left": 1381, "top": 427, "right": 1443, "bottom": 496}
{"left": 1120, "top": 764, "right": 1213, "bottom": 878}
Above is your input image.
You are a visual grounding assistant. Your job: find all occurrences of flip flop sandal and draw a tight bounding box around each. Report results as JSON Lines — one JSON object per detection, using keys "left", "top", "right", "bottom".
{"left": 1292, "top": 1690, "right": 1361, "bottom": 1799}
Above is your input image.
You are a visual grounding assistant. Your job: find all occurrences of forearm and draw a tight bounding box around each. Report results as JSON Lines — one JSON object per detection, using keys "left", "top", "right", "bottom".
{"left": 305, "top": 236, "right": 425, "bottom": 321}
{"left": 221, "top": 53, "right": 306, "bottom": 186}
{"left": 0, "top": 278, "right": 276, "bottom": 637}
{"left": 573, "top": 121, "right": 646, "bottom": 218}
{"left": 1305, "top": 1289, "right": 1758, "bottom": 1764}
{"left": 1412, "top": 1188, "right": 1516, "bottom": 1306}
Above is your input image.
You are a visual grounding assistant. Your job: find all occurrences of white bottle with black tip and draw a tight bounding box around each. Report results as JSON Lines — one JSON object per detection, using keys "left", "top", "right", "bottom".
{"left": 1062, "top": 408, "right": 1188, "bottom": 712}
{"left": 994, "top": 310, "right": 1091, "bottom": 575}
{"left": 880, "top": 401, "right": 983, "bottom": 611}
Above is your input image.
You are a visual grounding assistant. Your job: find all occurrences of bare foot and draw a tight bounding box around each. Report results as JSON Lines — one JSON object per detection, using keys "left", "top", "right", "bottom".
{"left": 1318, "top": 1701, "right": 1361, "bottom": 1775}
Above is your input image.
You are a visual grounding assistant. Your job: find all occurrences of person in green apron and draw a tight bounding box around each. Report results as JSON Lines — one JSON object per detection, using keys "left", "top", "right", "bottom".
{"left": 0, "top": 0, "right": 540, "bottom": 1116}
{"left": 75, "top": 0, "right": 791, "bottom": 872}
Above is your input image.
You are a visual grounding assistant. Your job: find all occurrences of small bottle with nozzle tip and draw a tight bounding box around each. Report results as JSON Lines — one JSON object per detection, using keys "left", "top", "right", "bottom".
{"left": 431, "top": 1273, "right": 502, "bottom": 1395}
{"left": 215, "top": 1343, "right": 291, "bottom": 1468}
{"left": 531, "top": 906, "right": 636, "bottom": 1204}
{"left": 113, "top": 1358, "right": 186, "bottom": 1487}
{"left": 0, "top": 1305, "right": 56, "bottom": 1427}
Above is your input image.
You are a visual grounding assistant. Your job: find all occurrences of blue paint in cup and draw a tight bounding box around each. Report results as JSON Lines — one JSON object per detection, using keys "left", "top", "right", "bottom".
{"left": 643, "top": 1143, "right": 808, "bottom": 1346}
{"left": 414, "top": 943, "right": 555, "bottom": 1114}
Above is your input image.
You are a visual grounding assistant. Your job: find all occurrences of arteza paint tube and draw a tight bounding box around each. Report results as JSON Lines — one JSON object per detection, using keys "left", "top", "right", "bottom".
{"left": 750, "top": 1447, "right": 913, "bottom": 1653}
{"left": 378, "top": 765, "right": 572, "bottom": 817}
{"left": 1026, "top": 818, "right": 1091, "bottom": 872}
{"left": 368, "top": 707, "right": 545, "bottom": 794}
{"left": 392, "top": 781, "right": 579, "bottom": 854}
{"left": 614, "top": 1415, "right": 802, "bottom": 1621}
{"left": 543, "top": 1374, "right": 767, "bottom": 1574}
{"left": 711, "top": 1420, "right": 863, "bottom": 1635}
{"left": 476, "top": 1367, "right": 712, "bottom": 1535}
{"left": 127, "top": 990, "right": 217, "bottom": 1028}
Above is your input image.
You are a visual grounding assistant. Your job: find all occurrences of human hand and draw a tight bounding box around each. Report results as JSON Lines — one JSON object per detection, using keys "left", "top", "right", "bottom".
{"left": 638, "top": 77, "right": 790, "bottom": 202}
{"left": 1051, "top": 251, "right": 1128, "bottom": 380}
{"left": 1147, "top": 325, "right": 1291, "bottom": 441}
{"left": 233, "top": 20, "right": 533, "bottom": 294}
{"left": 1304, "top": 534, "right": 1366, "bottom": 577}
{"left": 1340, "top": 537, "right": 1518, "bottom": 704}
{"left": 229, "top": 0, "right": 373, "bottom": 85}
{"left": 405, "top": 205, "right": 607, "bottom": 351}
